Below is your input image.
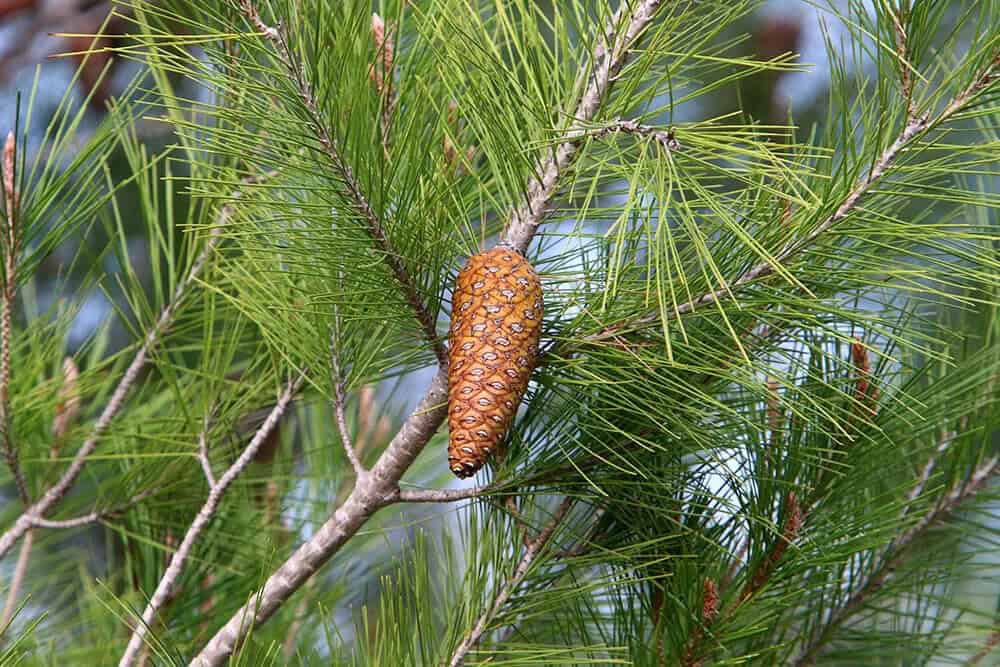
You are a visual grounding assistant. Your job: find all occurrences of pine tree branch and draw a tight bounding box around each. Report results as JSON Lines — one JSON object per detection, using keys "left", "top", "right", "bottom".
{"left": 447, "top": 498, "right": 574, "bottom": 667}
{"left": 191, "top": 368, "right": 448, "bottom": 666}
{"left": 890, "top": 2, "right": 916, "bottom": 121}
{"left": 0, "top": 527, "right": 31, "bottom": 634}
{"left": 679, "top": 578, "right": 720, "bottom": 667}
{"left": 0, "top": 184, "right": 248, "bottom": 561}
{"left": 683, "top": 493, "right": 802, "bottom": 667}
{"left": 330, "top": 329, "right": 366, "bottom": 479}
{"left": 735, "top": 492, "right": 802, "bottom": 606}
{"left": 792, "top": 457, "right": 999, "bottom": 667}
{"left": 590, "top": 119, "right": 681, "bottom": 152}
{"left": 904, "top": 435, "right": 953, "bottom": 508}
{"left": 0, "top": 131, "right": 27, "bottom": 504}
{"left": 369, "top": 12, "right": 396, "bottom": 158}
{"left": 502, "top": 0, "right": 665, "bottom": 254}
{"left": 198, "top": 413, "right": 216, "bottom": 487}
{"left": 594, "top": 52, "right": 999, "bottom": 340}
{"left": 396, "top": 485, "right": 494, "bottom": 503}
{"left": 28, "top": 487, "right": 159, "bottom": 529}
{"left": 240, "top": 0, "right": 446, "bottom": 367}
{"left": 191, "top": 5, "right": 668, "bottom": 662}
{"left": 966, "top": 628, "right": 1000, "bottom": 666}
{"left": 118, "top": 375, "right": 303, "bottom": 667}
{"left": 1, "top": 489, "right": 157, "bottom": 634}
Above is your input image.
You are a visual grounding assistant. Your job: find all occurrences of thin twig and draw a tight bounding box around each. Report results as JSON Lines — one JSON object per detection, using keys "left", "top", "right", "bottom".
{"left": 198, "top": 413, "right": 216, "bottom": 487}
{"left": 680, "top": 578, "right": 720, "bottom": 667}
{"left": 592, "top": 54, "right": 999, "bottom": 342}
{"left": 396, "top": 485, "right": 494, "bottom": 503}
{"left": 0, "top": 131, "right": 27, "bottom": 504}
{"left": 28, "top": 487, "right": 159, "bottom": 530}
{"left": 0, "top": 184, "right": 246, "bottom": 561}
{"left": 118, "top": 375, "right": 304, "bottom": 667}
{"left": 890, "top": 3, "right": 915, "bottom": 121}
{"left": 684, "top": 494, "right": 802, "bottom": 666}
{"left": 590, "top": 119, "right": 681, "bottom": 152}
{"left": 722, "top": 536, "right": 750, "bottom": 591}
{"left": 193, "top": 368, "right": 449, "bottom": 667}
{"left": 905, "top": 435, "right": 953, "bottom": 507}
{"left": 330, "top": 330, "right": 365, "bottom": 478}
{"left": 555, "top": 505, "right": 606, "bottom": 559}
{"left": 792, "top": 457, "right": 999, "bottom": 667}
{"left": 242, "top": 0, "right": 445, "bottom": 366}
{"left": 0, "top": 528, "right": 31, "bottom": 634}
{"left": 447, "top": 498, "right": 574, "bottom": 667}
{"left": 966, "top": 628, "right": 1000, "bottom": 666}
{"left": 502, "top": 1, "right": 664, "bottom": 254}
{"left": 736, "top": 492, "right": 802, "bottom": 606}
{"left": 191, "top": 4, "right": 665, "bottom": 663}
{"left": 370, "top": 12, "right": 396, "bottom": 158}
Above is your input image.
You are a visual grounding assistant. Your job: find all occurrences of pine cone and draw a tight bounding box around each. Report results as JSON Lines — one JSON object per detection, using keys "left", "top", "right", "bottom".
{"left": 448, "top": 246, "right": 542, "bottom": 478}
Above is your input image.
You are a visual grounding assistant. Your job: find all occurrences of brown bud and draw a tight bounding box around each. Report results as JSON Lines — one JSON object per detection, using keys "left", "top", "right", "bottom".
{"left": 443, "top": 101, "right": 459, "bottom": 166}
{"left": 369, "top": 13, "right": 394, "bottom": 95}
{"left": 2, "top": 131, "right": 15, "bottom": 213}
{"left": 52, "top": 357, "right": 80, "bottom": 444}
{"left": 442, "top": 101, "right": 476, "bottom": 174}
{"left": 851, "top": 338, "right": 879, "bottom": 410}
{"left": 850, "top": 338, "right": 870, "bottom": 375}
{"left": 765, "top": 376, "right": 781, "bottom": 432}
{"left": 702, "top": 578, "right": 719, "bottom": 623}
{"left": 782, "top": 491, "right": 802, "bottom": 544}
{"left": 448, "top": 246, "right": 542, "bottom": 477}
{"left": 739, "top": 491, "right": 802, "bottom": 605}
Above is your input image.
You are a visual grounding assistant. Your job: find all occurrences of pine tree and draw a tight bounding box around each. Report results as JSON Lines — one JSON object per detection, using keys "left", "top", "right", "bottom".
{"left": 0, "top": 1, "right": 998, "bottom": 665}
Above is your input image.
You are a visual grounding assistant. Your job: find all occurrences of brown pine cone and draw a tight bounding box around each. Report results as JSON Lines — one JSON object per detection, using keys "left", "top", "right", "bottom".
{"left": 448, "top": 245, "right": 542, "bottom": 478}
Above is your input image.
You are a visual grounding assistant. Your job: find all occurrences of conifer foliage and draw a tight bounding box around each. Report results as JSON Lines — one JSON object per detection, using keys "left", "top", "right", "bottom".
{"left": 0, "top": 0, "right": 997, "bottom": 665}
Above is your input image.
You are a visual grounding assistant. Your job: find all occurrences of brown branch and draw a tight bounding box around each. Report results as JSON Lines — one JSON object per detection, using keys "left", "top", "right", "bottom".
{"left": 396, "top": 484, "right": 495, "bottom": 503}
{"left": 241, "top": 0, "right": 445, "bottom": 366}
{"left": 118, "top": 375, "right": 304, "bottom": 667}
{"left": 0, "top": 182, "right": 246, "bottom": 560}
{"left": 683, "top": 494, "right": 801, "bottom": 667}
{"left": 555, "top": 505, "right": 606, "bottom": 559}
{"left": 680, "top": 578, "right": 720, "bottom": 667}
{"left": 369, "top": 12, "right": 396, "bottom": 157}
{"left": 721, "top": 537, "right": 749, "bottom": 591}
{"left": 193, "top": 368, "right": 448, "bottom": 666}
{"left": 197, "top": 414, "right": 216, "bottom": 487}
{"left": 737, "top": 492, "right": 802, "bottom": 606}
{"left": 966, "top": 628, "right": 1000, "bottom": 666}
{"left": 191, "top": 4, "right": 666, "bottom": 663}
{"left": 2, "top": 483, "right": 155, "bottom": 630}
{"left": 792, "top": 457, "right": 999, "bottom": 667}
{"left": 502, "top": 1, "right": 665, "bottom": 254}
{"left": 447, "top": 498, "right": 574, "bottom": 667}
{"left": 0, "top": 131, "right": 27, "bottom": 504}
{"left": 903, "top": 433, "right": 953, "bottom": 509}
{"left": 590, "top": 119, "right": 681, "bottom": 153}
{"left": 890, "top": 3, "right": 916, "bottom": 121}
{"left": 28, "top": 487, "right": 158, "bottom": 530}
{"left": 330, "top": 329, "right": 365, "bottom": 479}
{"left": 0, "top": 527, "right": 31, "bottom": 634}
